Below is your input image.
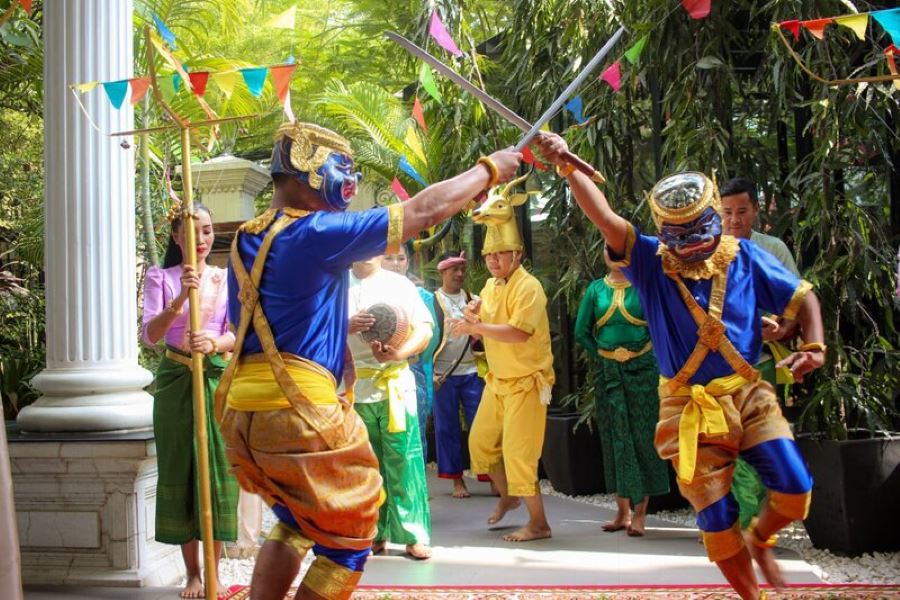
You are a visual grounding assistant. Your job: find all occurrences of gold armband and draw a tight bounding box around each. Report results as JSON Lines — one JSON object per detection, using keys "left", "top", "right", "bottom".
{"left": 798, "top": 341, "right": 826, "bottom": 354}
{"left": 555, "top": 162, "right": 576, "bottom": 178}
{"left": 476, "top": 156, "right": 500, "bottom": 187}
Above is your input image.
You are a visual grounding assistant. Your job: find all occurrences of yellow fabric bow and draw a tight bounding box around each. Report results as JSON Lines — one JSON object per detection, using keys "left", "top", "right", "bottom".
{"left": 357, "top": 362, "right": 409, "bottom": 433}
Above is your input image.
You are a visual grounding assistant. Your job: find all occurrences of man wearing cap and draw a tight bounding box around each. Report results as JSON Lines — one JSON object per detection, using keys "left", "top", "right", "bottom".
{"left": 431, "top": 250, "right": 489, "bottom": 499}
{"left": 536, "top": 133, "right": 824, "bottom": 600}
{"left": 216, "top": 121, "right": 522, "bottom": 600}
{"left": 450, "top": 212, "right": 555, "bottom": 543}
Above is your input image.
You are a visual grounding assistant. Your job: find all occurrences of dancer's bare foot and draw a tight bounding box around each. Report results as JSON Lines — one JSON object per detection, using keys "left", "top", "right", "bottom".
{"left": 602, "top": 511, "right": 631, "bottom": 532}
{"left": 627, "top": 513, "right": 646, "bottom": 537}
{"left": 503, "top": 524, "right": 552, "bottom": 542}
{"left": 180, "top": 574, "right": 203, "bottom": 599}
{"left": 744, "top": 530, "right": 785, "bottom": 589}
{"left": 405, "top": 543, "right": 432, "bottom": 560}
{"left": 370, "top": 540, "right": 386, "bottom": 555}
{"left": 452, "top": 479, "right": 471, "bottom": 498}
{"left": 487, "top": 497, "right": 521, "bottom": 525}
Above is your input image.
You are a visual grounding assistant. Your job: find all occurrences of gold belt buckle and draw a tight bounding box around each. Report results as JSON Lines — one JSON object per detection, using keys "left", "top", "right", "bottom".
{"left": 611, "top": 347, "right": 633, "bottom": 362}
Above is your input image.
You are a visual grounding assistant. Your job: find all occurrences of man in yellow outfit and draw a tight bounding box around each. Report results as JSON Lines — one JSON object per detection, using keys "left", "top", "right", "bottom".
{"left": 451, "top": 209, "right": 555, "bottom": 543}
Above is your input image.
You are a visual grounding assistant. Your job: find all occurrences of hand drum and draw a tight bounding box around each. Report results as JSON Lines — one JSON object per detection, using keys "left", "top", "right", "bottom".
{"left": 360, "top": 303, "right": 410, "bottom": 348}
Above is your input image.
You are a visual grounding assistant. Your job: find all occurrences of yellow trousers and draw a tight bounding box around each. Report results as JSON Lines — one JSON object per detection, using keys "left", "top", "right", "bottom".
{"left": 469, "top": 372, "right": 547, "bottom": 497}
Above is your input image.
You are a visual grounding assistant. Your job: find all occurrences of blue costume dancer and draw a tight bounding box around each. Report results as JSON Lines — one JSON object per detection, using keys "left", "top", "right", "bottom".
{"left": 537, "top": 134, "right": 825, "bottom": 600}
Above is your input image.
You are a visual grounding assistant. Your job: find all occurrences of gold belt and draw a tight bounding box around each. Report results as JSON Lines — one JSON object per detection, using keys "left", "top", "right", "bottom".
{"left": 598, "top": 341, "right": 652, "bottom": 363}
{"left": 165, "top": 347, "right": 228, "bottom": 370}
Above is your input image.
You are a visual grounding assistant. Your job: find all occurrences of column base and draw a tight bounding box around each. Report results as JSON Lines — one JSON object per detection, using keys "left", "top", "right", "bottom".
{"left": 8, "top": 427, "right": 184, "bottom": 587}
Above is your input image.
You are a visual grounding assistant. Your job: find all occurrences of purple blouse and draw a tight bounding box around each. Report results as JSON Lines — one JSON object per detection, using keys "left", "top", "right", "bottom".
{"left": 141, "top": 265, "right": 233, "bottom": 351}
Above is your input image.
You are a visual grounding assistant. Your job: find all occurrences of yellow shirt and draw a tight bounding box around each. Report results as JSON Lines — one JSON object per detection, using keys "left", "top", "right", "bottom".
{"left": 479, "top": 265, "right": 555, "bottom": 381}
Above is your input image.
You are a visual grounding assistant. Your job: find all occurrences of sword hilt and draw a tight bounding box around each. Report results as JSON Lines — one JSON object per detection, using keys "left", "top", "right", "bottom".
{"left": 562, "top": 151, "right": 604, "bottom": 183}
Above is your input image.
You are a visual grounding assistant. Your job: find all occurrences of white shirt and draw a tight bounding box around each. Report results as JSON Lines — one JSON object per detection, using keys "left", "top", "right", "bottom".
{"left": 433, "top": 288, "right": 478, "bottom": 377}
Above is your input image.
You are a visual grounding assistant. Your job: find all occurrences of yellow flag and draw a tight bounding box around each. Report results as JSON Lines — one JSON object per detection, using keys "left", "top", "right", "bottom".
{"left": 266, "top": 6, "right": 297, "bottom": 29}
{"left": 834, "top": 14, "right": 868, "bottom": 41}
{"left": 212, "top": 71, "right": 242, "bottom": 98}
{"left": 404, "top": 125, "right": 427, "bottom": 165}
{"left": 73, "top": 81, "right": 99, "bottom": 93}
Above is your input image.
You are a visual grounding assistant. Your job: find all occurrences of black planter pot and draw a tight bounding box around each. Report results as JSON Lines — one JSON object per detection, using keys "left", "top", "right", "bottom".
{"left": 647, "top": 462, "right": 691, "bottom": 513}
{"left": 541, "top": 412, "right": 604, "bottom": 496}
{"left": 797, "top": 430, "right": 900, "bottom": 556}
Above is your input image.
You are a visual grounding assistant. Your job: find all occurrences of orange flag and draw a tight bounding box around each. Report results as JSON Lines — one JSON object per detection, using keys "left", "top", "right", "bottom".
{"left": 269, "top": 64, "right": 297, "bottom": 104}
{"left": 129, "top": 77, "right": 150, "bottom": 104}
{"left": 803, "top": 18, "right": 834, "bottom": 40}
{"left": 412, "top": 96, "right": 428, "bottom": 133}
{"left": 20, "top": 0, "right": 32, "bottom": 14}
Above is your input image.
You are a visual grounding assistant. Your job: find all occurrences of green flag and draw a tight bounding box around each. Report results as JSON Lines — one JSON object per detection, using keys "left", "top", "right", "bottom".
{"left": 419, "top": 63, "right": 442, "bottom": 104}
{"left": 624, "top": 35, "right": 649, "bottom": 65}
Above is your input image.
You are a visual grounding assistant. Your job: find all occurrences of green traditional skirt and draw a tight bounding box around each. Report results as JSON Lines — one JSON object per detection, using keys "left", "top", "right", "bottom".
{"left": 153, "top": 349, "right": 239, "bottom": 544}
{"left": 594, "top": 349, "right": 670, "bottom": 505}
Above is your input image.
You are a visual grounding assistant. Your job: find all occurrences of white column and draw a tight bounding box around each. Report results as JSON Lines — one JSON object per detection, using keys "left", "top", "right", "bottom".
{"left": 17, "top": 0, "right": 153, "bottom": 432}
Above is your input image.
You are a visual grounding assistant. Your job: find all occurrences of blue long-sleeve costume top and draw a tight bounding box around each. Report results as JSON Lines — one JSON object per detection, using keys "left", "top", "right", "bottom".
{"left": 611, "top": 224, "right": 809, "bottom": 386}
{"left": 227, "top": 207, "right": 396, "bottom": 382}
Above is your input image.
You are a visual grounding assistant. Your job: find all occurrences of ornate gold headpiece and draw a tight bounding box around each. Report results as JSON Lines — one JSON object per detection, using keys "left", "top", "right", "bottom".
{"left": 165, "top": 200, "right": 198, "bottom": 225}
{"left": 273, "top": 122, "right": 353, "bottom": 190}
{"left": 648, "top": 171, "right": 721, "bottom": 228}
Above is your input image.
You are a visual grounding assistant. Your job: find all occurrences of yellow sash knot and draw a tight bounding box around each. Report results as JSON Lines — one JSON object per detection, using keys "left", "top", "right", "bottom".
{"left": 661, "top": 373, "right": 747, "bottom": 483}
{"left": 356, "top": 362, "right": 409, "bottom": 433}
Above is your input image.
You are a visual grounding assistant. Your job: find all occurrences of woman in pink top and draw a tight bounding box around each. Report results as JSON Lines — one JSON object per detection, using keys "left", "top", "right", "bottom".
{"left": 141, "top": 202, "right": 237, "bottom": 599}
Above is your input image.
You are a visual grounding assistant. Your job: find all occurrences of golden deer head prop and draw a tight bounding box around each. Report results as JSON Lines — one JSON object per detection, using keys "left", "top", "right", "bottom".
{"left": 472, "top": 174, "right": 538, "bottom": 254}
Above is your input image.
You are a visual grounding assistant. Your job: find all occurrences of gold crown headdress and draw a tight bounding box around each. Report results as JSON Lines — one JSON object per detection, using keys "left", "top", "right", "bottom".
{"left": 648, "top": 171, "right": 721, "bottom": 228}
{"left": 273, "top": 122, "right": 353, "bottom": 190}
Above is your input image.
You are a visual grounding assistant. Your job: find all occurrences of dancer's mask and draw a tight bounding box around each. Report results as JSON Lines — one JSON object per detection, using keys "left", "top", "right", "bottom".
{"left": 650, "top": 172, "right": 723, "bottom": 263}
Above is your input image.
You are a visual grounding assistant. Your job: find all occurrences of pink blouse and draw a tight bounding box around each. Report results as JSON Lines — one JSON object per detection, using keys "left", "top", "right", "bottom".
{"left": 141, "top": 265, "right": 233, "bottom": 351}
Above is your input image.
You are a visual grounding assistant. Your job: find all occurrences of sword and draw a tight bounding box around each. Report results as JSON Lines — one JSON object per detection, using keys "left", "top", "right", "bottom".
{"left": 386, "top": 31, "right": 606, "bottom": 181}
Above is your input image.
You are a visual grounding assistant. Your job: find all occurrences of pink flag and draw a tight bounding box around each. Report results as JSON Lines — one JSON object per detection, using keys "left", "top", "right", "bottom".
{"left": 429, "top": 10, "right": 463, "bottom": 57}
{"left": 681, "top": 0, "right": 711, "bottom": 19}
{"left": 392, "top": 177, "right": 411, "bottom": 201}
{"left": 600, "top": 61, "right": 621, "bottom": 92}
{"left": 412, "top": 96, "right": 428, "bottom": 133}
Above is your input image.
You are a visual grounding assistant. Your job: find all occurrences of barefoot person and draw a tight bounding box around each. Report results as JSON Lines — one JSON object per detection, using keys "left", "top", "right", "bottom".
{"left": 574, "top": 248, "right": 669, "bottom": 537}
{"left": 217, "top": 121, "right": 522, "bottom": 600}
{"left": 538, "top": 133, "right": 823, "bottom": 600}
{"left": 451, "top": 203, "right": 554, "bottom": 543}
{"left": 142, "top": 203, "right": 238, "bottom": 599}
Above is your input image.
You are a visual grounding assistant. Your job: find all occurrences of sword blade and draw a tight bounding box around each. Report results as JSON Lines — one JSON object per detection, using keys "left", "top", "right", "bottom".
{"left": 385, "top": 31, "right": 532, "bottom": 133}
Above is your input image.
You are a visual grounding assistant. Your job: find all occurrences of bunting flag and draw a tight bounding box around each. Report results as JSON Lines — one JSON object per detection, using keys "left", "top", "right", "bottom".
{"left": 564, "top": 95, "right": 587, "bottom": 124}
{"left": 682, "top": 0, "right": 711, "bottom": 20}
{"left": 429, "top": 9, "right": 463, "bottom": 57}
{"left": 269, "top": 64, "right": 297, "bottom": 103}
{"left": 803, "top": 18, "right": 833, "bottom": 40}
{"left": 102, "top": 80, "right": 129, "bottom": 109}
{"left": 129, "top": 77, "right": 150, "bottom": 105}
{"left": 780, "top": 20, "right": 801, "bottom": 41}
{"left": 404, "top": 125, "right": 428, "bottom": 164}
{"left": 391, "top": 177, "right": 411, "bottom": 201}
{"left": 266, "top": 6, "right": 297, "bottom": 29}
{"left": 834, "top": 14, "right": 868, "bottom": 41}
{"left": 212, "top": 70, "right": 241, "bottom": 98}
{"left": 419, "top": 63, "right": 442, "bottom": 103}
{"left": 885, "top": 45, "right": 900, "bottom": 90}
{"left": 152, "top": 13, "right": 176, "bottom": 50}
{"left": 189, "top": 72, "right": 210, "bottom": 97}
{"left": 398, "top": 155, "right": 428, "bottom": 187}
{"left": 74, "top": 81, "right": 99, "bottom": 93}
{"left": 149, "top": 31, "right": 192, "bottom": 92}
{"left": 624, "top": 35, "right": 648, "bottom": 64}
{"left": 412, "top": 96, "right": 428, "bottom": 133}
{"left": 522, "top": 145, "right": 547, "bottom": 171}
{"left": 20, "top": 0, "right": 31, "bottom": 14}
{"left": 240, "top": 67, "right": 268, "bottom": 97}
{"left": 600, "top": 61, "right": 622, "bottom": 91}
{"left": 173, "top": 72, "right": 184, "bottom": 93}
{"left": 873, "top": 9, "right": 900, "bottom": 45}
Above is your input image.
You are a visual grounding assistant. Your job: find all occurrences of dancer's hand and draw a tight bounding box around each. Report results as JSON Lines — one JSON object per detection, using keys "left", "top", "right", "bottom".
{"left": 485, "top": 148, "right": 524, "bottom": 184}
{"left": 449, "top": 318, "right": 478, "bottom": 337}
{"left": 776, "top": 350, "right": 825, "bottom": 383}
{"left": 189, "top": 330, "right": 215, "bottom": 354}
{"left": 176, "top": 265, "right": 200, "bottom": 303}
{"left": 463, "top": 299, "right": 481, "bottom": 323}
{"left": 370, "top": 340, "right": 402, "bottom": 363}
{"left": 761, "top": 316, "right": 780, "bottom": 342}
{"left": 534, "top": 133, "right": 570, "bottom": 167}
{"left": 349, "top": 312, "right": 376, "bottom": 334}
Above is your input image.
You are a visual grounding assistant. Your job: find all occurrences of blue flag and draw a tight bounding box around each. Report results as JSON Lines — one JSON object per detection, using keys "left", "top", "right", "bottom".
{"left": 152, "top": 13, "right": 177, "bottom": 50}
{"left": 102, "top": 80, "right": 129, "bottom": 109}
{"left": 399, "top": 155, "right": 428, "bottom": 187}
{"left": 873, "top": 8, "right": 900, "bottom": 45}
{"left": 564, "top": 95, "right": 587, "bottom": 124}
{"left": 240, "top": 67, "right": 269, "bottom": 97}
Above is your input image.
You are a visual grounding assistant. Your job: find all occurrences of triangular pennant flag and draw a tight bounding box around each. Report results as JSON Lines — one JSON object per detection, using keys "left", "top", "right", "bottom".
{"left": 412, "top": 96, "right": 428, "bottom": 133}
{"left": 149, "top": 31, "right": 192, "bottom": 92}
{"left": 681, "top": 0, "right": 711, "bottom": 19}
{"left": 624, "top": 35, "right": 648, "bottom": 65}
{"left": 188, "top": 72, "right": 210, "bottom": 97}
{"left": 20, "top": 0, "right": 32, "bottom": 14}
{"left": 212, "top": 71, "right": 241, "bottom": 98}
{"left": 834, "top": 14, "right": 869, "bottom": 41}
{"left": 129, "top": 77, "right": 151, "bottom": 104}
{"left": 266, "top": 6, "right": 296, "bottom": 29}
{"left": 885, "top": 44, "right": 900, "bottom": 90}
{"left": 73, "top": 81, "right": 99, "bottom": 93}
{"left": 240, "top": 67, "right": 268, "bottom": 97}
{"left": 269, "top": 64, "right": 297, "bottom": 104}
{"left": 151, "top": 13, "right": 176, "bottom": 50}
{"left": 802, "top": 18, "right": 833, "bottom": 40}
{"left": 780, "top": 20, "right": 802, "bottom": 41}
{"left": 419, "top": 63, "right": 442, "bottom": 103}
{"left": 159, "top": 74, "right": 177, "bottom": 100}
{"left": 399, "top": 155, "right": 428, "bottom": 187}
{"left": 564, "top": 95, "right": 587, "bottom": 124}
{"left": 404, "top": 126, "right": 428, "bottom": 164}
{"left": 391, "top": 177, "right": 411, "bottom": 201}
{"left": 283, "top": 88, "right": 296, "bottom": 123}
{"left": 873, "top": 8, "right": 900, "bottom": 46}
{"left": 173, "top": 72, "right": 183, "bottom": 93}
{"left": 428, "top": 9, "right": 463, "bottom": 57}
{"left": 600, "top": 61, "right": 622, "bottom": 92}
{"left": 102, "top": 80, "right": 129, "bottom": 109}
{"left": 522, "top": 145, "right": 547, "bottom": 171}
